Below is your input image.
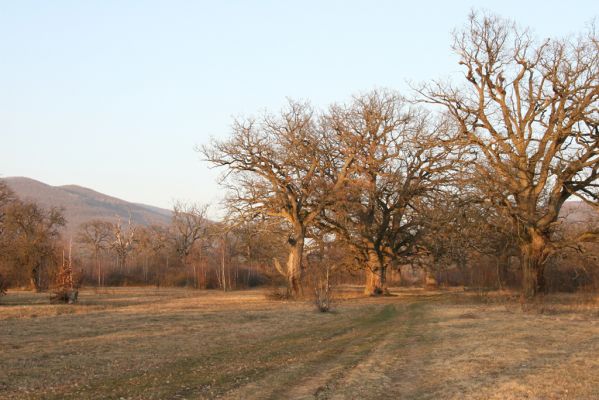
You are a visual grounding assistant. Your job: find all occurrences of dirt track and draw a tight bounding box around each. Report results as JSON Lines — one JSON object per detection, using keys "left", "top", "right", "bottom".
{"left": 1, "top": 288, "right": 599, "bottom": 399}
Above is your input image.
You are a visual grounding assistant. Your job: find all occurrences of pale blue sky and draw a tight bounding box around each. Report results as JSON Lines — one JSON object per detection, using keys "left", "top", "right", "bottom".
{"left": 1, "top": 1, "right": 597, "bottom": 216}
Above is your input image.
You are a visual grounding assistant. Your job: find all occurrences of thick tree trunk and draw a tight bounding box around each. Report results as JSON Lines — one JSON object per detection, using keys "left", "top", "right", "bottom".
{"left": 286, "top": 224, "right": 305, "bottom": 297}
{"left": 96, "top": 250, "right": 101, "bottom": 288}
{"left": 520, "top": 230, "right": 548, "bottom": 298}
{"left": 395, "top": 266, "right": 402, "bottom": 287}
{"left": 31, "top": 264, "right": 43, "bottom": 292}
{"left": 286, "top": 236, "right": 304, "bottom": 297}
{"left": 496, "top": 251, "right": 509, "bottom": 290}
{"left": 221, "top": 236, "right": 227, "bottom": 291}
{"left": 193, "top": 263, "right": 198, "bottom": 289}
{"left": 364, "top": 251, "right": 388, "bottom": 296}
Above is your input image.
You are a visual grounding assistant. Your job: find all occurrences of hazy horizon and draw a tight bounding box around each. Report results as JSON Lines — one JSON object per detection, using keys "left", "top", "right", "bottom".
{"left": 2, "top": 0, "right": 597, "bottom": 216}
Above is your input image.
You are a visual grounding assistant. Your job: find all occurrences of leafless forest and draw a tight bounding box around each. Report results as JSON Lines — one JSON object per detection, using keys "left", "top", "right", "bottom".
{"left": 1, "top": 12, "right": 599, "bottom": 399}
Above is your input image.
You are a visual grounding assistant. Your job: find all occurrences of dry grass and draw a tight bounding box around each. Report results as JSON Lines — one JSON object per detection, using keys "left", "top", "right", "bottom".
{"left": 1, "top": 287, "right": 599, "bottom": 399}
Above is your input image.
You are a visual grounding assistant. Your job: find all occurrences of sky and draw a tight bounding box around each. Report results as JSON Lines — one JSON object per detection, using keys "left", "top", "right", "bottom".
{"left": 1, "top": 0, "right": 597, "bottom": 217}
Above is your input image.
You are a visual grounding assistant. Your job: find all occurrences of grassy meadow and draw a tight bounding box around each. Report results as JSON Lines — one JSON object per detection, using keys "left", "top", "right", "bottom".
{"left": 1, "top": 287, "right": 599, "bottom": 399}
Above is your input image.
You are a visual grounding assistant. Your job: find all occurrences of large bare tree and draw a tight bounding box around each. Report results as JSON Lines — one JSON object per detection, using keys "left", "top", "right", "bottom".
{"left": 320, "top": 91, "right": 457, "bottom": 295}
{"left": 202, "top": 101, "right": 355, "bottom": 296}
{"left": 421, "top": 12, "right": 599, "bottom": 297}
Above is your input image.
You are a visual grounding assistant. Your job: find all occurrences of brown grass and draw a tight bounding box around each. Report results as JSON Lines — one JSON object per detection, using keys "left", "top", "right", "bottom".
{"left": 1, "top": 287, "right": 599, "bottom": 399}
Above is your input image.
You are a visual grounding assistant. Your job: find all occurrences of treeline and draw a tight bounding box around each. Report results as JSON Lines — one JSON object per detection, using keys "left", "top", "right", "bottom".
{"left": 0, "top": 181, "right": 65, "bottom": 293}
{"left": 72, "top": 202, "right": 286, "bottom": 290}
{"left": 202, "top": 12, "right": 599, "bottom": 299}
{"left": 0, "top": 181, "right": 65, "bottom": 292}
{"left": 0, "top": 187, "right": 286, "bottom": 292}
{"left": 1, "top": 12, "right": 598, "bottom": 300}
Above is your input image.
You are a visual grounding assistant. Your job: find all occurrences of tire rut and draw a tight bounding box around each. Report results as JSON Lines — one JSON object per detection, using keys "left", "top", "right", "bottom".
{"left": 326, "top": 302, "right": 424, "bottom": 400}
{"left": 220, "top": 303, "right": 411, "bottom": 400}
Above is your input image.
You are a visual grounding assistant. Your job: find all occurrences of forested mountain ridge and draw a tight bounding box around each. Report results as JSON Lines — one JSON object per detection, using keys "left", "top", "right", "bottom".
{"left": 2, "top": 177, "right": 171, "bottom": 237}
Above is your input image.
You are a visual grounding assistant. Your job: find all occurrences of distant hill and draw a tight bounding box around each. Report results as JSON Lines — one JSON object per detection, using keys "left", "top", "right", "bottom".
{"left": 3, "top": 177, "right": 596, "bottom": 239}
{"left": 3, "top": 177, "right": 172, "bottom": 237}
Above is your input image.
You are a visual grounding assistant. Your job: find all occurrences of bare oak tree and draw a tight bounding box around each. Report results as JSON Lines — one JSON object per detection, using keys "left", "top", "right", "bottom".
{"left": 320, "top": 91, "right": 457, "bottom": 295}
{"left": 421, "top": 12, "right": 599, "bottom": 297}
{"left": 202, "top": 101, "right": 355, "bottom": 296}
{"left": 171, "top": 201, "right": 209, "bottom": 288}
{"left": 111, "top": 217, "right": 136, "bottom": 272}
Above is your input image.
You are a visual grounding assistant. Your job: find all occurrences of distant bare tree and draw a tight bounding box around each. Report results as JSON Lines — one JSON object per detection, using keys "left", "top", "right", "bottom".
{"left": 133, "top": 226, "right": 158, "bottom": 284}
{"left": 0, "top": 181, "right": 17, "bottom": 293}
{"left": 0, "top": 181, "right": 17, "bottom": 234}
{"left": 202, "top": 101, "right": 355, "bottom": 297}
{"left": 77, "top": 220, "right": 112, "bottom": 287}
{"left": 171, "top": 201, "right": 209, "bottom": 288}
{"left": 146, "top": 224, "right": 172, "bottom": 286}
{"left": 111, "top": 217, "right": 136, "bottom": 273}
{"left": 424, "top": 190, "right": 519, "bottom": 289}
{"left": 213, "top": 222, "right": 232, "bottom": 291}
{"left": 421, "top": 12, "right": 599, "bottom": 297}
{"left": 2, "top": 202, "right": 65, "bottom": 290}
{"left": 227, "top": 218, "right": 288, "bottom": 288}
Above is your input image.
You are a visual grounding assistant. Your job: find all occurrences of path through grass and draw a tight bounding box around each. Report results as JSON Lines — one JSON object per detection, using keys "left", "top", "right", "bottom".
{"left": 1, "top": 288, "right": 599, "bottom": 399}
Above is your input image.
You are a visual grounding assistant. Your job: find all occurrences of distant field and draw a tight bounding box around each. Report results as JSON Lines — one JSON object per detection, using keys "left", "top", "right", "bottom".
{"left": 1, "top": 287, "right": 599, "bottom": 399}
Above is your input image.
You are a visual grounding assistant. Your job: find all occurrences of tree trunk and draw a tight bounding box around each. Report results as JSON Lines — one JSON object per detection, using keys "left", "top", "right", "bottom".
{"left": 144, "top": 255, "right": 148, "bottom": 284}
{"left": 364, "top": 251, "right": 388, "bottom": 296}
{"left": 456, "top": 257, "right": 468, "bottom": 285}
{"left": 96, "top": 249, "right": 101, "bottom": 288}
{"left": 395, "top": 266, "right": 402, "bottom": 287}
{"left": 30, "top": 273, "right": 38, "bottom": 292}
{"left": 193, "top": 263, "right": 198, "bottom": 289}
{"left": 496, "top": 251, "right": 509, "bottom": 290}
{"left": 424, "top": 269, "right": 438, "bottom": 288}
{"left": 31, "top": 263, "right": 43, "bottom": 292}
{"left": 520, "top": 230, "right": 548, "bottom": 298}
{"left": 286, "top": 225, "right": 305, "bottom": 297}
{"left": 221, "top": 235, "right": 227, "bottom": 291}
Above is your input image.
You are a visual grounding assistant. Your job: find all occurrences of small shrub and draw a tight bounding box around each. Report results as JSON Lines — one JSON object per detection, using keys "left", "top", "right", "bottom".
{"left": 265, "top": 286, "right": 290, "bottom": 300}
{"left": 314, "top": 283, "right": 333, "bottom": 312}
{"left": 50, "top": 256, "right": 80, "bottom": 304}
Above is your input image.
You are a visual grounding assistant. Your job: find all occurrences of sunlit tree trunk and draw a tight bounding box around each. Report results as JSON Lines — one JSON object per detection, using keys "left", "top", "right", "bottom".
{"left": 286, "top": 224, "right": 305, "bottom": 297}
{"left": 364, "top": 250, "right": 388, "bottom": 296}
{"left": 221, "top": 234, "right": 227, "bottom": 291}
{"left": 520, "top": 229, "right": 549, "bottom": 298}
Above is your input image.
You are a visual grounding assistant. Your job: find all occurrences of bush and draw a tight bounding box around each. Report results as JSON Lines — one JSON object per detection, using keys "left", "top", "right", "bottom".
{"left": 314, "top": 282, "right": 333, "bottom": 312}
{"left": 50, "top": 257, "right": 80, "bottom": 304}
{"left": 265, "top": 285, "right": 291, "bottom": 300}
